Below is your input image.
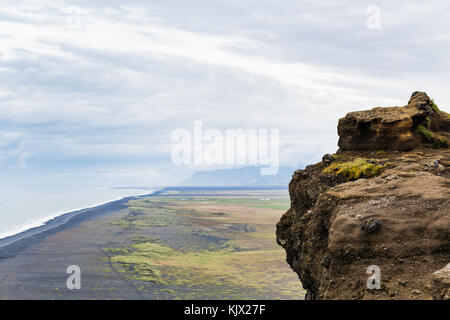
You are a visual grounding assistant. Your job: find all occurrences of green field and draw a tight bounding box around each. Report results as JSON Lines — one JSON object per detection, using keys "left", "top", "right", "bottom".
{"left": 101, "top": 190, "right": 305, "bottom": 299}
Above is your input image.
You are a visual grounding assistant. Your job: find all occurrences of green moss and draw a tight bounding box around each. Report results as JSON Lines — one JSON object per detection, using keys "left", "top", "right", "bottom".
{"left": 106, "top": 240, "right": 302, "bottom": 295}
{"left": 132, "top": 242, "right": 175, "bottom": 256}
{"left": 416, "top": 124, "right": 434, "bottom": 140}
{"left": 416, "top": 125, "right": 448, "bottom": 148}
{"left": 322, "top": 158, "right": 385, "bottom": 181}
{"left": 430, "top": 98, "right": 450, "bottom": 119}
{"left": 110, "top": 205, "right": 174, "bottom": 229}
{"left": 438, "top": 137, "right": 448, "bottom": 148}
{"left": 431, "top": 99, "right": 440, "bottom": 112}
{"left": 103, "top": 248, "right": 131, "bottom": 255}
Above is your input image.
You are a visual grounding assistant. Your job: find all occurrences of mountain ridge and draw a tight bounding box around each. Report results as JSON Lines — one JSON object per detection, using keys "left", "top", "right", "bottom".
{"left": 180, "top": 166, "right": 297, "bottom": 187}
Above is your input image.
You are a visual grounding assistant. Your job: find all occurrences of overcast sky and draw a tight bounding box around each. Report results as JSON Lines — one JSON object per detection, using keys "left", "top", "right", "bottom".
{"left": 1, "top": 0, "right": 450, "bottom": 187}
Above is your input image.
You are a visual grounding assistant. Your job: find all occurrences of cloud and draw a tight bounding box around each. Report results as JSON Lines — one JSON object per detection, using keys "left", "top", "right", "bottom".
{"left": 0, "top": 131, "right": 28, "bottom": 167}
{"left": 1, "top": 1, "right": 450, "bottom": 186}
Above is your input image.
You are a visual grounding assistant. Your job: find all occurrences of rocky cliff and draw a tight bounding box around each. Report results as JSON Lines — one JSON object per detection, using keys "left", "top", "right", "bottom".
{"left": 276, "top": 92, "right": 450, "bottom": 300}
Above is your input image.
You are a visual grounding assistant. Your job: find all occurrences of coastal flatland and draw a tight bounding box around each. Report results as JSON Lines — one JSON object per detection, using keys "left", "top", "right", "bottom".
{"left": 0, "top": 188, "right": 305, "bottom": 300}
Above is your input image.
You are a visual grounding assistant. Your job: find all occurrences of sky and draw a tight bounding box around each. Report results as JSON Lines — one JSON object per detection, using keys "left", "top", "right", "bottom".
{"left": 1, "top": 0, "right": 450, "bottom": 187}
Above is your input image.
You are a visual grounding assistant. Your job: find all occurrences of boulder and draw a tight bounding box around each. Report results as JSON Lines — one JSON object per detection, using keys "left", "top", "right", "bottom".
{"left": 337, "top": 92, "right": 449, "bottom": 151}
{"left": 430, "top": 263, "right": 450, "bottom": 300}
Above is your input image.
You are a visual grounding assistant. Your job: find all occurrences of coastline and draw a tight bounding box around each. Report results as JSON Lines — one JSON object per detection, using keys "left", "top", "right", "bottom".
{"left": 0, "top": 198, "right": 129, "bottom": 241}
{"left": 0, "top": 186, "right": 286, "bottom": 260}
{"left": 0, "top": 186, "right": 300, "bottom": 299}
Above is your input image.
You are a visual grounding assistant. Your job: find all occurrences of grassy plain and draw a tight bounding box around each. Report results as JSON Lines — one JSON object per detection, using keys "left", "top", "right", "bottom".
{"left": 103, "top": 190, "right": 304, "bottom": 299}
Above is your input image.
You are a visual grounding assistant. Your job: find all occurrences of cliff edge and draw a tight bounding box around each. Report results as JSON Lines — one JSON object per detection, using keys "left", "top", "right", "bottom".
{"left": 276, "top": 92, "right": 450, "bottom": 300}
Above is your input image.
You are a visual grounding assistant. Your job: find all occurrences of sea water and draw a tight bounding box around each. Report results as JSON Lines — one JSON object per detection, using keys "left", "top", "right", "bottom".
{"left": 0, "top": 186, "right": 153, "bottom": 240}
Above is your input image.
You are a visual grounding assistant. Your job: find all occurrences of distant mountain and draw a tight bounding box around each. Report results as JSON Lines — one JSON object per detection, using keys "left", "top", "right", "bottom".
{"left": 180, "top": 166, "right": 296, "bottom": 187}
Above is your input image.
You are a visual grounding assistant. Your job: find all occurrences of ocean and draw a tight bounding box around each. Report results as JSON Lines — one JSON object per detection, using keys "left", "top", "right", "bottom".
{"left": 0, "top": 186, "right": 154, "bottom": 240}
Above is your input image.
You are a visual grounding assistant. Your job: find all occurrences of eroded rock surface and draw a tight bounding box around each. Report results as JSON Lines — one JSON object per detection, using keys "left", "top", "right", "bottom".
{"left": 338, "top": 91, "right": 450, "bottom": 151}
{"left": 277, "top": 92, "right": 450, "bottom": 300}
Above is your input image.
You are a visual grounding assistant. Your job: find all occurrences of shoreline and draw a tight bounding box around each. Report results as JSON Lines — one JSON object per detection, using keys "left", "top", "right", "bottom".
{"left": 0, "top": 198, "right": 130, "bottom": 241}
{"left": 0, "top": 191, "right": 157, "bottom": 259}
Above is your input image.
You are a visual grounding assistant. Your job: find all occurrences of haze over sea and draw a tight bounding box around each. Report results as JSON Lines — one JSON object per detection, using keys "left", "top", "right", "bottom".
{"left": 0, "top": 186, "right": 153, "bottom": 240}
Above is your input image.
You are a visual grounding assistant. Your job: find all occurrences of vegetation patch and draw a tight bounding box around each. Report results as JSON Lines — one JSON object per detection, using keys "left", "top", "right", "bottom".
{"left": 103, "top": 248, "right": 131, "bottom": 255}
{"left": 416, "top": 125, "right": 448, "bottom": 149}
{"left": 103, "top": 192, "right": 304, "bottom": 299}
{"left": 431, "top": 99, "right": 440, "bottom": 112}
{"left": 322, "top": 158, "right": 385, "bottom": 180}
{"left": 108, "top": 240, "right": 301, "bottom": 298}
{"left": 110, "top": 200, "right": 177, "bottom": 229}
{"left": 430, "top": 99, "right": 450, "bottom": 119}
{"left": 424, "top": 117, "right": 431, "bottom": 129}
{"left": 416, "top": 124, "right": 433, "bottom": 140}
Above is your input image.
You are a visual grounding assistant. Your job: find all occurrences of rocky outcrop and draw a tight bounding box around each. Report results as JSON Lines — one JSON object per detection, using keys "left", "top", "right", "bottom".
{"left": 338, "top": 91, "right": 450, "bottom": 151}
{"left": 277, "top": 92, "right": 450, "bottom": 300}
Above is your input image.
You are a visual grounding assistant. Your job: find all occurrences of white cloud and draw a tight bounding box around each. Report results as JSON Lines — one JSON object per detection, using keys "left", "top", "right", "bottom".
{"left": 1, "top": 1, "right": 450, "bottom": 185}
{"left": 0, "top": 131, "right": 27, "bottom": 167}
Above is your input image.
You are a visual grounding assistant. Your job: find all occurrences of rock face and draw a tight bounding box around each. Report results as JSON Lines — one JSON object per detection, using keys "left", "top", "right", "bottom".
{"left": 338, "top": 91, "right": 450, "bottom": 151}
{"left": 277, "top": 92, "right": 450, "bottom": 300}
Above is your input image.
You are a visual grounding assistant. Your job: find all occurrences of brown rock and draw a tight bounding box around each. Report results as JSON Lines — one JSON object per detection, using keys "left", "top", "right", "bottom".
{"left": 337, "top": 91, "right": 449, "bottom": 151}
{"left": 430, "top": 263, "right": 450, "bottom": 300}
{"left": 276, "top": 92, "right": 450, "bottom": 300}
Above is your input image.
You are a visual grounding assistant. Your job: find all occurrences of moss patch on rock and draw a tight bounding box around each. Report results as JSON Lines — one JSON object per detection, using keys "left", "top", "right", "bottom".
{"left": 416, "top": 125, "right": 448, "bottom": 149}
{"left": 431, "top": 99, "right": 440, "bottom": 112}
{"left": 322, "top": 158, "right": 385, "bottom": 181}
